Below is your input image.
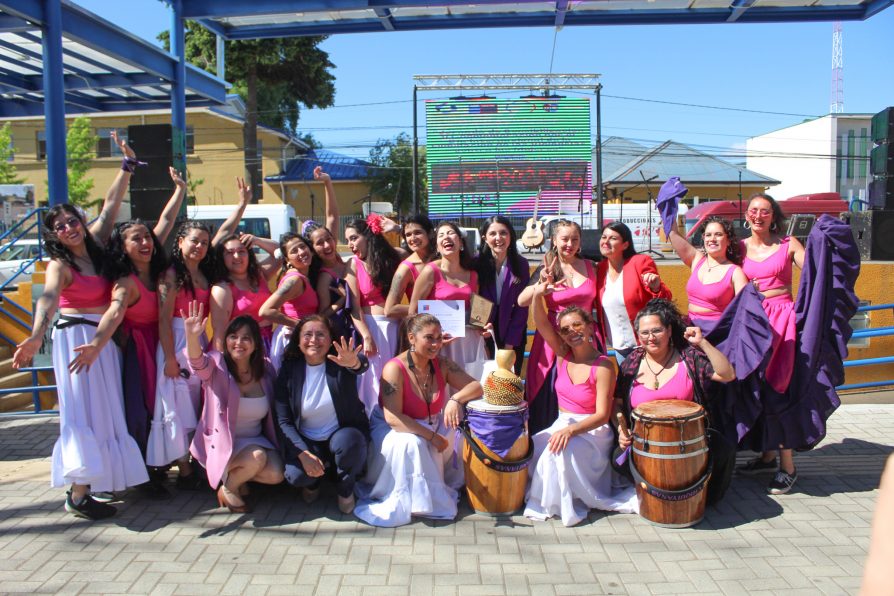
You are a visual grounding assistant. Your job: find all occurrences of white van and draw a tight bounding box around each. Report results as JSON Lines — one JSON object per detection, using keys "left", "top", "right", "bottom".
{"left": 186, "top": 203, "right": 297, "bottom": 241}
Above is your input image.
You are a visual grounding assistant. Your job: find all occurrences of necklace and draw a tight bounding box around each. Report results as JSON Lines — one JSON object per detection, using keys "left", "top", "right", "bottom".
{"left": 643, "top": 350, "right": 676, "bottom": 390}
{"left": 704, "top": 256, "right": 727, "bottom": 274}
{"left": 407, "top": 353, "right": 436, "bottom": 423}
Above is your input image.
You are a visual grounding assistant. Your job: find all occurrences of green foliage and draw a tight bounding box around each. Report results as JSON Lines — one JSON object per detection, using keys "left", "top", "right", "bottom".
{"left": 296, "top": 132, "right": 321, "bottom": 150}
{"left": 186, "top": 169, "right": 204, "bottom": 205}
{"left": 0, "top": 122, "right": 23, "bottom": 184}
{"left": 365, "top": 133, "right": 426, "bottom": 215}
{"left": 60, "top": 116, "right": 97, "bottom": 207}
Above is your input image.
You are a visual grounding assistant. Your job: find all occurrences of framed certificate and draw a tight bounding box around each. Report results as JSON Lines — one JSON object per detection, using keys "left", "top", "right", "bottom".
{"left": 468, "top": 294, "right": 494, "bottom": 329}
{"left": 418, "top": 300, "right": 466, "bottom": 338}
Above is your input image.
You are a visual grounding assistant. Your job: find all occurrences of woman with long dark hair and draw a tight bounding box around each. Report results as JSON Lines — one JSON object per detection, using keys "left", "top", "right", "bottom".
{"left": 385, "top": 214, "right": 435, "bottom": 318}
{"left": 475, "top": 215, "right": 530, "bottom": 376}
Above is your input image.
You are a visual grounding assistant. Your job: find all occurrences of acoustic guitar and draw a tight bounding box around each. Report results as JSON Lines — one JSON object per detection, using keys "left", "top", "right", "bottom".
{"left": 521, "top": 187, "right": 545, "bottom": 249}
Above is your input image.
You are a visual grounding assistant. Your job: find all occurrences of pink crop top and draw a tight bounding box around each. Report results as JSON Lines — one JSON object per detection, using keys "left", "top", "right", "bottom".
{"left": 545, "top": 259, "right": 596, "bottom": 314}
{"left": 230, "top": 279, "right": 272, "bottom": 323}
{"left": 741, "top": 239, "right": 792, "bottom": 293}
{"left": 354, "top": 256, "right": 385, "bottom": 308}
{"left": 630, "top": 362, "right": 695, "bottom": 409}
{"left": 685, "top": 257, "right": 736, "bottom": 318}
{"left": 555, "top": 355, "right": 609, "bottom": 415}
{"left": 173, "top": 284, "right": 210, "bottom": 319}
{"left": 387, "top": 356, "right": 447, "bottom": 420}
{"left": 59, "top": 269, "right": 111, "bottom": 309}
{"left": 124, "top": 274, "right": 158, "bottom": 324}
{"left": 279, "top": 270, "right": 319, "bottom": 319}
{"left": 400, "top": 259, "right": 422, "bottom": 298}
{"left": 425, "top": 262, "right": 477, "bottom": 308}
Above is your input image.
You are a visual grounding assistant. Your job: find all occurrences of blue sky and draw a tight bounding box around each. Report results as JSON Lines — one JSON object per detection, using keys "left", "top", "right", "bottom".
{"left": 78, "top": 1, "right": 894, "bottom": 160}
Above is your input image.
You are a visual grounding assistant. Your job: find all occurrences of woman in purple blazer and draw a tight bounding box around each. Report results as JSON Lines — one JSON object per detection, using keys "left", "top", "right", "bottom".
{"left": 185, "top": 302, "right": 284, "bottom": 513}
{"left": 475, "top": 216, "right": 530, "bottom": 376}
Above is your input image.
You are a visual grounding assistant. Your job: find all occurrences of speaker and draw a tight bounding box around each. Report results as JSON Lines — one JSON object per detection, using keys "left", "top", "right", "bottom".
{"left": 869, "top": 177, "right": 894, "bottom": 210}
{"left": 870, "top": 143, "right": 894, "bottom": 177}
{"left": 847, "top": 210, "right": 894, "bottom": 261}
{"left": 579, "top": 229, "right": 602, "bottom": 261}
{"left": 127, "top": 124, "right": 174, "bottom": 222}
{"left": 871, "top": 107, "right": 894, "bottom": 144}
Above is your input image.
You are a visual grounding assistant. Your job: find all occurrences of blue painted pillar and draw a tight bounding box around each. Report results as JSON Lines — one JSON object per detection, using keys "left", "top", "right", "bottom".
{"left": 41, "top": 0, "right": 67, "bottom": 206}
{"left": 170, "top": 0, "right": 187, "bottom": 183}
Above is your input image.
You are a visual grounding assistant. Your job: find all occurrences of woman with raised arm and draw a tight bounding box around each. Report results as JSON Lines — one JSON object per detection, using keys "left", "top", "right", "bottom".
{"left": 185, "top": 302, "right": 283, "bottom": 513}
{"left": 354, "top": 313, "right": 483, "bottom": 527}
{"left": 260, "top": 232, "right": 320, "bottom": 371}
{"left": 524, "top": 276, "right": 637, "bottom": 527}
{"left": 12, "top": 132, "right": 146, "bottom": 519}
{"left": 517, "top": 220, "right": 599, "bottom": 434}
{"left": 274, "top": 315, "right": 370, "bottom": 514}
{"left": 385, "top": 214, "right": 435, "bottom": 319}
{"left": 475, "top": 215, "right": 530, "bottom": 376}
{"left": 344, "top": 215, "right": 402, "bottom": 413}
{"left": 409, "top": 221, "right": 489, "bottom": 383}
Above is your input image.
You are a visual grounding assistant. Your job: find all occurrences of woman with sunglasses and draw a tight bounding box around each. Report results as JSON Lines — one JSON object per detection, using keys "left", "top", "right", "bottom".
{"left": 13, "top": 132, "right": 147, "bottom": 519}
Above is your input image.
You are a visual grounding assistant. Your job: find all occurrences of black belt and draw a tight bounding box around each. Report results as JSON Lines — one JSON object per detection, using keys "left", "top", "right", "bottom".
{"left": 55, "top": 315, "right": 100, "bottom": 330}
{"left": 459, "top": 421, "right": 534, "bottom": 473}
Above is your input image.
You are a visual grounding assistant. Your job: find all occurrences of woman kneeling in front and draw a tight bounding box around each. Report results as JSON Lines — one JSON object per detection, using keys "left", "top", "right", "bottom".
{"left": 274, "top": 315, "right": 370, "bottom": 514}
{"left": 524, "top": 277, "right": 639, "bottom": 527}
{"left": 186, "top": 302, "right": 284, "bottom": 512}
{"left": 355, "top": 313, "right": 483, "bottom": 527}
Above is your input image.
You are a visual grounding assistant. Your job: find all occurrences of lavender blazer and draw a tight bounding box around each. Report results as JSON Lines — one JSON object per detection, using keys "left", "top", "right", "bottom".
{"left": 189, "top": 350, "right": 279, "bottom": 488}
{"left": 477, "top": 254, "right": 530, "bottom": 348}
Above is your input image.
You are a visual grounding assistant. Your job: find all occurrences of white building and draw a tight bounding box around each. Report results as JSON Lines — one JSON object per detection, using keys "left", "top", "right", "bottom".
{"left": 745, "top": 114, "right": 872, "bottom": 204}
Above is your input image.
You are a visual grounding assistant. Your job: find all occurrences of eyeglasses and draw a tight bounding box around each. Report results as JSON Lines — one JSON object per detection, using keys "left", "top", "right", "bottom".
{"left": 558, "top": 320, "right": 587, "bottom": 335}
{"left": 747, "top": 208, "right": 771, "bottom": 217}
{"left": 52, "top": 217, "right": 81, "bottom": 233}
{"left": 301, "top": 331, "right": 328, "bottom": 341}
{"left": 637, "top": 328, "right": 666, "bottom": 339}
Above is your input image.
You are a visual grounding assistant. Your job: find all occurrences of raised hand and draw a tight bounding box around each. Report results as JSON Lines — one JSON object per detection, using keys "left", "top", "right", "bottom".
{"left": 236, "top": 177, "right": 252, "bottom": 205}
{"left": 239, "top": 232, "right": 256, "bottom": 249}
{"left": 328, "top": 336, "right": 362, "bottom": 369}
{"left": 179, "top": 300, "right": 207, "bottom": 339}
{"left": 641, "top": 272, "right": 661, "bottom": 293}
{"left": 169, "top": 167, "right": 186, "bottom": 189}
{"left": 313, "top": 166, "right": 330, "bottom": 182}
{"left": 684, "top": 326, "right": 705, "bottom": 348}
{"left": 112, "top": 130, "right": 136, "bottom": 159}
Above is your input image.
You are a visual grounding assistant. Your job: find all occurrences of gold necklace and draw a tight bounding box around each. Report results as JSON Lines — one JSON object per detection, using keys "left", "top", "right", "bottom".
{"left": 643, "top": 351, "right": 676, "bottom": 390}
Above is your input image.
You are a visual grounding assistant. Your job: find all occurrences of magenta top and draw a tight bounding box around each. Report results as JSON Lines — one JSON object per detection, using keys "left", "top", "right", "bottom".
{"left": 173, "top": 284, "right": 211, "bottom": 319}
{"left": 630, "top": 362, "right": 695, "bottom": 409}
{"left": 354, "top": 256, "right": 385, "bottom": 308}
{"left": 230, "top": 279, "right": 272, "bottom": 323}
{"left": 685, "top": 257, "right": 737, "bottom": 319}
{"left": 59, "top": 269, "right": 110, "bottom": 309}
{"left": 400, "top": 259, "right": 422, "bottom": 298}
{"left": 425, "top": 262, "right": 478, "bottom": 308}
{"left": 124, "top": 274, "right": 158, "bottom": 324}
{"left": 279, "top": 270, "right": 318, "bottom": 319}
{"left": 740, "top": 238, "right": 792, "bottom": 293}
{"left": 555, "top": 354, "right": 609, "bottom": 415}
{"left": 387, "top": 356, "right": 447, "bottom": 420}
{"left": 545, "top": 259, "right": 597, "bottom": 314}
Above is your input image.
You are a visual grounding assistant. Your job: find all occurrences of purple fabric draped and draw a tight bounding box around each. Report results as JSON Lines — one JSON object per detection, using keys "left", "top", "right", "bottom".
{"left": 121, "top": 321, "right": 159, "bottom": 455}
{"left": 655, "top": 177, "right": 688, "bottom": 237}
{"left": 467, "top": 407, "right": 527, "bottom": 459}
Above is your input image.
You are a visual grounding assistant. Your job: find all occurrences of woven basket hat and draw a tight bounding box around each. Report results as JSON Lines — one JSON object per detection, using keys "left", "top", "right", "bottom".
{"left": 483, "top": 349, "right": 524, "bottom": 406}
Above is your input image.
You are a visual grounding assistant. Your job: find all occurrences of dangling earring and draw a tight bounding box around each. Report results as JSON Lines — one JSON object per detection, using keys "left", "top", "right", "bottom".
{"left": 744, "top": 221, "right": 751, "bottom": 230}
{"left": 409, "top": 345, "right": 415, "bottom": 353}
{"left": 770, "top": 222, "right": 778, "bottom": 232}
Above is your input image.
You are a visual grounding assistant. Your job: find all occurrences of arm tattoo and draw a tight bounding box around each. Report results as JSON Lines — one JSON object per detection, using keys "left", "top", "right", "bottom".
{"left": 381, "top": 379, "right": 397, "bottom": 397}
{"left": 387, "top": 271, "right": 405, "bottom": 301}
{"left": 274, "top": 278, "right": 297, "bottom": 297}
{"left": 444, "top": 359, "right": 462, "bottom": 376}
{"left": 158, "top": 281, "right": 171, "bottom": 304}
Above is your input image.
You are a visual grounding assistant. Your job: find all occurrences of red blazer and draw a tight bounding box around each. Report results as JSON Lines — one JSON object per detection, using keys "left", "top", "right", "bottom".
{"left": 595, "top": 254, "right": 672, "bottom": 342}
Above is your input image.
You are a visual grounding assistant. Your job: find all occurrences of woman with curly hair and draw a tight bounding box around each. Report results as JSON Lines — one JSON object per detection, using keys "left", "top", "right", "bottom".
{"left": 385, "top": 214, "right": 435, "bottom": 318}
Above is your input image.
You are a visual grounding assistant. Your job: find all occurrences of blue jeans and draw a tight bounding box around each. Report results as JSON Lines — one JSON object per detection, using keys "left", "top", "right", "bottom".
{"left": 284, "top": 427, "right": 368, "bottom": 498}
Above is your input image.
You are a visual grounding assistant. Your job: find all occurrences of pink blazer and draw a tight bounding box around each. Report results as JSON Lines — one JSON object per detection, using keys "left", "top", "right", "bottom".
{"left": 188, "top": 350, "right": 278, "bottom": 488}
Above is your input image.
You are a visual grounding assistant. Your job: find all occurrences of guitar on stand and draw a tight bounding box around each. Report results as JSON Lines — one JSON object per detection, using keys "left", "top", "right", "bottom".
{"left": 521, "top": 187, "right": 545, "bottom": 252}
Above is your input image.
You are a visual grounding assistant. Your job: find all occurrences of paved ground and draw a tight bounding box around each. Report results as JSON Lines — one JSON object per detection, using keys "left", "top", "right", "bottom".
{"left": 0, "top": 404, "right": 891, "bottom": 596}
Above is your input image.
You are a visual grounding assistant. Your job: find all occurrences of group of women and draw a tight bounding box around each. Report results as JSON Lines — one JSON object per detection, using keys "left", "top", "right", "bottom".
{"left": 15, "top": 137, "right": 847, "bottom": 527}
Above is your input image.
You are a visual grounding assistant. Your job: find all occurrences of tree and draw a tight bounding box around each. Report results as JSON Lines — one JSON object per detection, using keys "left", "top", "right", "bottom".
{"left": 365, "top": 133, "right": 426, "bottom": 216}
{"left": 63, "top": 116, "right": 97, "bottom": 207}
{"left": 160, "top": 22, "right": 335, "bottom": 202}
{"left": 186, "top": 169, "right": 204, "bottom": 205}
{"left": 0, "top": 122, "right": 24, "bottom": 184}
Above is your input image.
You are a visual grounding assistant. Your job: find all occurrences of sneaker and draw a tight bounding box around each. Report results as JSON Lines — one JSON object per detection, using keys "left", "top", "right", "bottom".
{"left": 65, "top": 491, "right": 116, "bottom": 520}
{"left": 736, "top": 456, "right": 778, "bottom": 475}
{"left": 90, "top": 491, "right": 118, "bottom": 503}
{"left": 767, "top": 470, "right": 798, "bottom": 495}
{"left": 337, "top": 494, "right": 356, "bottom": 514}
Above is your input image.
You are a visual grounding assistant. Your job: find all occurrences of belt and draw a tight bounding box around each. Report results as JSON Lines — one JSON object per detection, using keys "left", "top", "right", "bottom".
{"left": 55, "top": 315, "right": 100, "bottom": 330}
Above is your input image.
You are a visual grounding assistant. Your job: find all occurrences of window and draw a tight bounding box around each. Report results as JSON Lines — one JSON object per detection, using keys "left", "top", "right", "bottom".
{"left": 36, "top": 130, "right": 46, "bottom": 160}
{"left": 96, "top": 128, "right": 128, "bottom": 158}
{"left": 197, "top": 218, "right": 271, "bottom": 241}
{"left": 186, "top": 126, "right": 195, "bottom": 155}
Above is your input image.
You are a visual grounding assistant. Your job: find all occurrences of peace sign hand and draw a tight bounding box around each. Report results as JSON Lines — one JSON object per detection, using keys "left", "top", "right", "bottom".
{"left": 328, "top": 335, "right": 362, "bottom": 369}
{"left": 235, "top": 177, "right": 252, "bottom": 205}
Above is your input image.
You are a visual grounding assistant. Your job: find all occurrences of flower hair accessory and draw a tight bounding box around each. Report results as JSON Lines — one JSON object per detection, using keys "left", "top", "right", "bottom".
{"left": 366, "top": 213, "right": 384, "bottom": 235}
{"left": 301, "top": 219, "right": 319, "bottom": 236}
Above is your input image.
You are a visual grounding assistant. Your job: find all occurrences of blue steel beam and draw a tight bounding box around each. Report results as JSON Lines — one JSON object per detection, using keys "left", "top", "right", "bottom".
{"left": 0, "top": 13, "right": 33, "bottom": 32}
{"left": 374, "top": 7, "right": 396, "bottom": 31}
{"left": 555, "top": 0, "right": 569, "bottom": 28}
{"left": 0, "top": 69, "right": 164, "bottom": 93}
{"left": 170, "top": 0, "right": 187, "bottom": 179}
{"left": 728, "top": 0, "right": 758, "bottom": 22}
{"left": 41, "top": 0, "right": 67, "bottom": 207}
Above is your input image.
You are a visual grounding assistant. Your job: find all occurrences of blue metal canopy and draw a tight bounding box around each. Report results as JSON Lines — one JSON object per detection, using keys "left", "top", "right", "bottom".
{"left": 180, "top": 0, "right": 894, "bottom": 40}
{"left": 267, "top": 149, "right": 372, "bottom": 184}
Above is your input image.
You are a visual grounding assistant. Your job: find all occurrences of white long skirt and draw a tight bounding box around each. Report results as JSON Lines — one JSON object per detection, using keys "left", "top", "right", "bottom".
{"left": 269, "top": 325, "right": 292, "bottom": 372}
{"left": 357, "top": 314, "right": 398, "bottom": 415}
{"left": 440, "top": 327, "right": 487, "bottom": 385}
{"left": 524, "top": 412, "right": 638, "bottom": 527}
{"left": 51, "top": 315, "right": 149, "bottom": 492}
{"left": 146, "top": 319, "right": 204, "bottom": 467}
{"left": 354, "top": 407, "right": 464, "bottom": 527}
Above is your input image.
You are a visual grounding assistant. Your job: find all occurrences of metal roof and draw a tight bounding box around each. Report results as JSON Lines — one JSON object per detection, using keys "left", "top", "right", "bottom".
{"left": 180, "top": 0, "right": 893, "bottom": 40}
{"left": 267, "top": 149, "right": 371, "bottom": 183}
{"left": 598, "top": 138, "right": 780, "bottom": 186}
{"left": 0, "top": 1, "right": 228, "bottom": 118}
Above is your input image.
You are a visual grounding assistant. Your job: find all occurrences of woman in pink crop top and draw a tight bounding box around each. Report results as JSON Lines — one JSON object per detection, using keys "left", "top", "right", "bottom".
{"left": 385, "top": 214, "right": 435, "bottom": 319}
{"left": 259, "top": 232, "right": 321, "bottom": 371}
{"left": 669, "top": 215, "right": 748, "bottom": 327}
{"left": 523, "top": 276, "right": 638, "bottom": 527}
{"left": 736, "top": 193, "right": 806, "bottom": 494}
{"left": 409, "top": 222, "right": 489, "bottom": 384}
{"left": 13, "top": 131, "right": 148, "bottom": 520}
{"left": 355, "top": 313, "right": 483, "bottom": 527}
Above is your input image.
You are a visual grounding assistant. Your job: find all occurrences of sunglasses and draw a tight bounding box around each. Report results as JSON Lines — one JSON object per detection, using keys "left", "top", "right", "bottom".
{"left": 747, "top": 208, "right": 771, "bottom": 217}
{"left": 558, "top": 320, "right": 587, "bottom": 336}
{"left": 52, "top": 217, "right": 81, "bottom": 234}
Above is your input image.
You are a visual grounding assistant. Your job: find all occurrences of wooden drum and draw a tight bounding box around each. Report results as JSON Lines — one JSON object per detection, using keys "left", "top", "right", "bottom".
{"left": 631, "top": 400, "right": 711, "bottom": 528}
{"left": 461, "top": 399, "right": 533, "bottom": 516}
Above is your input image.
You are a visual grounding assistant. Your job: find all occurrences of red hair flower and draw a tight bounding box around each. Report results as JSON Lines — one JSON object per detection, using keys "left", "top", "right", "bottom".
{"left": 366, "top": 213, "right": 384, "bottom": 235}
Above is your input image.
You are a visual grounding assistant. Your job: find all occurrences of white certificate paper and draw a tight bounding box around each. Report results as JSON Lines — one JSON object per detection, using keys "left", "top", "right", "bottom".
{"left": 418, "top": 300, "right": 466, "bottom": 338}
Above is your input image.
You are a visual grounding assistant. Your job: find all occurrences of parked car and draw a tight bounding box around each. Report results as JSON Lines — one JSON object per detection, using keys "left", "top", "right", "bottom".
{"left": 0, "top": 238, "right": 44, "bottom": 284}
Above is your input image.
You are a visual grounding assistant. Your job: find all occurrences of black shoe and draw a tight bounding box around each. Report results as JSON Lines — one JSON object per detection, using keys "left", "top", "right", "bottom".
{"left": 736, "top": 456, "right": 778, "bottom": 475}
{"left": 175, "top": 472, "right": 205, "bottom": 491}
{"left": 138, "top": 481, "right": 172, "bottom": 501}
{"left": 767, "top": 470, "right": 798, "bottom": 495}
{"left": 90, "top": 491, "right": 118, "bottom": 503}
{"left": 65, "top": 491, "right": 116, "bottom": 520}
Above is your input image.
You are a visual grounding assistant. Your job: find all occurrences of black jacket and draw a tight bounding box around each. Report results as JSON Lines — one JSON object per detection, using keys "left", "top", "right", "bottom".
{"left": 274, "top": 354, "right": 370, "bottom": 457}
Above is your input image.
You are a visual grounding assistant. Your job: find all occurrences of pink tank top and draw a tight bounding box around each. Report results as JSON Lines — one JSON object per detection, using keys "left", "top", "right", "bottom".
{"left": 545, "top": 259, "right": 597, "bottom": 314}
{"left": 630, "top": 361, "right": 695, "bottom": 409}
{"left": 173, "top": 284, "right": 210, "bottom": 319}
{"left": 555, "top": 355, "right": 608, "bottom": 415}
{"left": 425, "top": 262, "right": 477, "bottom": 308}
{"left": 685, "top": 257, "right": 736, "bottom": 318}
{"left": 230, "top": 279, "right": 272, "bottom": 323}
{"left": 279, "top": 270, "right": 319, "bottom": 319}
{"left": 741, "top": 239, "right": 792, "bottom": 293}
{"left": 387, "top": 356, "right": 447, "bottom": 420}
{"left": 354, "top": 256, "right": 385, "bottom": 308}
{"left": 400, "top": 259, "right": 422, "bottom": 298}
{"left": 124, "top": 274, "right": 158, "bottom": 324}
{"left": 58, "top": 268, "right": 111, "bottom": 309}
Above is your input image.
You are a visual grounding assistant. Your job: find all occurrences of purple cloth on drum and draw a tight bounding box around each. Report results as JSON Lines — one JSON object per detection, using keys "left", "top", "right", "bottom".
{"left": 467, "top": 407, "right": 527, "bottom": 459}
{"left": 655, "top": 177, "right": 688, "bottom": 237}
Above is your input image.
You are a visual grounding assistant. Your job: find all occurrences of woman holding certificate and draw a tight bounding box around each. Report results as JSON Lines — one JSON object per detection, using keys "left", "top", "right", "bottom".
{"left": 409, "top": 222, "right": 489, "bottom": 384}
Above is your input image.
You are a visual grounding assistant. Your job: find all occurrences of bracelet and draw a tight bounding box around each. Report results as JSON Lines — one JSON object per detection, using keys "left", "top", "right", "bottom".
{"left": 449, "top": 398, "right": 464, "bottom": 407}
{"left": 428, "top": 429, "right": 436, "bottom": 442}
{"left": 120, "top": 156, "right": 147, "bottom": 173}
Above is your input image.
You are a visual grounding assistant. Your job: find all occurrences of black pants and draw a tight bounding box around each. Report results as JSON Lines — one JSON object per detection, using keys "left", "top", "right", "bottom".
{"left": 284, "top": 427, "right": 367, "bottom": 498}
